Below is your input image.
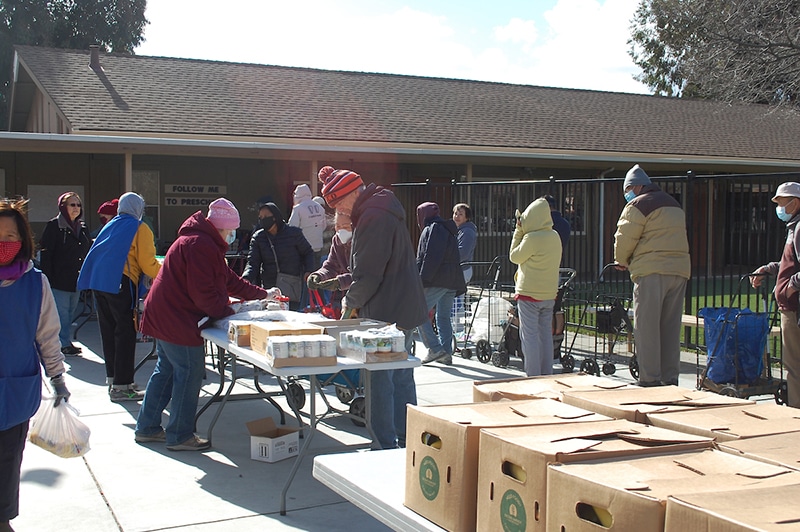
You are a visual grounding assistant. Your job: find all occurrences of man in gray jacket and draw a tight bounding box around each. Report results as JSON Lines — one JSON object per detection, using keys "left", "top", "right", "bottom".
{"left": 318, "top": 165, "right": 427, "bottom": 449}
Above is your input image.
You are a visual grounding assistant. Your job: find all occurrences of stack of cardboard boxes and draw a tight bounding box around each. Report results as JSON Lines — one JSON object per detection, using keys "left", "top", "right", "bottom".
{"left": 403, "top": 374, "right": 800, "bottom": 531}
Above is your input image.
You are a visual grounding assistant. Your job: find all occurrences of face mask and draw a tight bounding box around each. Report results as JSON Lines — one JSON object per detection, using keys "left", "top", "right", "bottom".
{"left": 336, "top": 229, "right": 352, "bottom": 244}
{"left": 776, "top": 205, "right": 793, "bottom": 222}
{"left": 624, "top": 190, "right": 637, "bottom": 203}
{"left": 259, "top": 216, "right": 275, "bottom": 231}
{"left": 0, "top": 240, "right": 22, "bottom": 265}
{"left": 225, "top": 231, "right": 236, "bottom": 245}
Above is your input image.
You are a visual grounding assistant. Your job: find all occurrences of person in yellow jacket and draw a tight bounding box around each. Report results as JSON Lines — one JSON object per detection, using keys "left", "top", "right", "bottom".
{"left": 78, "top": 192, "right": 161, "bottom": 402}
{"left": 614, "top": 164, "right": 691, "bottom": 387}
{"left": 509, "top": 197, "right": 562, "bottom": 376}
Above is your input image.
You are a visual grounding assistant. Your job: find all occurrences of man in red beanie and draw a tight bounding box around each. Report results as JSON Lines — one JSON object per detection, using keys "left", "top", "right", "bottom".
{"left": 318, "top": 165, "right": 427, "bottom": 449}
{"left": 90, "top": 198, "right": 119, "bottom": 239}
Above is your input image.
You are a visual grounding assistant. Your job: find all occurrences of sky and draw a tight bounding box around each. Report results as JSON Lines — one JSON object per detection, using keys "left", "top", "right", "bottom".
{"left": 134, "top": 0, "right": 650, "bottom": 95}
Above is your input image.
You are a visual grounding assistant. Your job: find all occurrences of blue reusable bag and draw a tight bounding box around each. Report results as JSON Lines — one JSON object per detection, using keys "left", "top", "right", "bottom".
{"left": 699, "top": 307, "right": 769, "bottom": 385}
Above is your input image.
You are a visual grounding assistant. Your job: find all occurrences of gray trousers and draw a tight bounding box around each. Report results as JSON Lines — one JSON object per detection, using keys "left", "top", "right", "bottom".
{"left": 632, "top": 273, "right": 687, "bottom": 384}
{"left": 517, "top": 298, "right": 555, "bottom": 377}
{"left": 779, "top": 310, "right": 800, "bottom": 408}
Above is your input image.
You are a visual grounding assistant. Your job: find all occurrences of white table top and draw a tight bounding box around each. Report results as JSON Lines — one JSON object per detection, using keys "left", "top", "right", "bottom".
{"left": 313, "top": 449, "right": 446, "bottom": 532}
{"left": 201, "top": 327, "right": 421, "bottom": 377}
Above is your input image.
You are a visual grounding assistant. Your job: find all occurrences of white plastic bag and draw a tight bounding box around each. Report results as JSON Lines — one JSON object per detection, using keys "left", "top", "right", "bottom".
{"left": 28, "top": 397, "right": 91, "bottom": 458}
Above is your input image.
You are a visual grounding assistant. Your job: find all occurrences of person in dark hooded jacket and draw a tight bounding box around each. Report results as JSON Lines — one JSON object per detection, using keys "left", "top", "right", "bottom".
{"left": 415, "top": 202, "right": 466, "bottom": 365}
{"left": 243, "top": 202, "right": 314, "bottom": 311}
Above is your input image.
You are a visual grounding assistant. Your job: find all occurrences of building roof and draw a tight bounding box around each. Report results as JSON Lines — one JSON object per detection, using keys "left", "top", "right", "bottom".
{"left": 11, "top": 45, "right": 800, "bottom": 163}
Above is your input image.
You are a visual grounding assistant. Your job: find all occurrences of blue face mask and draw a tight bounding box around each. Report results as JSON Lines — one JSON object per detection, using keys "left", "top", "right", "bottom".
{"left": 624, "top": 190, "right": 637, "bottom": 203}
{"left": 225, "top": 231, "right": 236, "bottom": 245}
{"left": 776, "top": 205, "right": 793, "bottom": 222}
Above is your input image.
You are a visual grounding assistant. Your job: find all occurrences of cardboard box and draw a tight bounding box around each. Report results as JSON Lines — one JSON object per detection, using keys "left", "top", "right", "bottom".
{"left": 249, "top": 321, "right": 325, "bottom": 354}
{"left": 476, "top": 420, "right": 714, "bottom": 532}
{"left": 647, "top": 402, "right": 800, "bottom": 442}
{"left": 404, "top": 399, "right": 611, "bottom": 532}
{"left": 665, "top": 484, "right": 800, "bottom": 531}
{"left": 245, "top": 417, "right": 300, "bottom": 463}
{"left": 717, "top": 431, "right": 800, "bottom": 471}
{"left": 227, "top": 320, "right": 251, "bottom": 346}
{"left": 338, "top": 347, "right": 408, "bottom": 364}
{"left": 545, "top": 449, "right": 800, "bottom": 531}
{"left": 561, "top": 385, "right": 754, "bottom": 424}
{"left": 472, "top": 373, "right": 632, "bottom": 403}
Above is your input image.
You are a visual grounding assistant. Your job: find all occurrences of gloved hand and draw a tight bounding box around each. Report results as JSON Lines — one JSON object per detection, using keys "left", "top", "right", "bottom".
{"left": 51, "top": 374, "right": 71, "bottom": 406}
{"left": 307, "top": 273, "right": 323, "bottom": 290}
{"left": 317, "top": 277, "right": 340, "bottom": 291}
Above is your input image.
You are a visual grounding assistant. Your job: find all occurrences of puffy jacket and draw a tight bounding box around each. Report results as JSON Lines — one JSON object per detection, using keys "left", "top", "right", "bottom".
{"left": 416, "top": 214, "right": 466, "bottom": 295}
{"left": 614, "top": 184, "right": 691, "bottom": 282}
{"left": 141, "top": 211, "right": 268, "bottom": 346}
{"left": 345, "top": 184, "right": 427, "bottom": 330}
{"left": 509, "top": 198, "right": 562, "bottom": 300}
{"left": 243, "top": 206, "right": 315, "bottom": 289}
{"left": 39, "top": 215, "right": 91, "bottom": 292}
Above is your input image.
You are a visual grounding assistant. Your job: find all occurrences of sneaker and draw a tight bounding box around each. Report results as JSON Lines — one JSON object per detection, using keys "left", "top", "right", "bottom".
{"left": 109, "top": 387, "right": 145, "bottom": 402}
{"left": 61, "top": 345, "right": 82, "bottom": 356}
{"left": 167, "top": 435, "right": 211, "bottom": 452}
{"left": 440, "top": 355, "right": 453, "bottom": 366}
{"left": 134, "top": 429, "right": 166, "bottom": 443}
{"left": 421, "top": 350, "right": 449, "bottom": 365}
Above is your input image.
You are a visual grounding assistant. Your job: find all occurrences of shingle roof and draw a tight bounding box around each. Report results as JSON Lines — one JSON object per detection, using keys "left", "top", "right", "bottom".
{"left": 13, "top": 45, "right": 800, "bottom": 162}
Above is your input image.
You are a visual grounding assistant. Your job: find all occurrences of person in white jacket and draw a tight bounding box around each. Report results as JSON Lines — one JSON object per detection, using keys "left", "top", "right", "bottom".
{"left": 288, "top": 184, "right": 325, "bottom": 259}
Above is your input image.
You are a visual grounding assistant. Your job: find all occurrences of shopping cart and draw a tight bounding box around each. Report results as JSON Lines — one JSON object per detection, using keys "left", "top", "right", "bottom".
{"left": 697, "top": 273, "right": 785, "bottom": 402}
{"left": 563, "top": 263, "right": 638, "bottom": 378}
{"left": 490, "top": 268, "right": 577, "bottom": 368}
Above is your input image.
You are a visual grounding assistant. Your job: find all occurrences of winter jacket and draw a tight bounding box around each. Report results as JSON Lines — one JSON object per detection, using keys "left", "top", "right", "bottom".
{"left": 550, "top": 210, "right": 571, "bottom": 251}
{"left": 614, "top": 183, "right": 691, "bottom": 283}
{"left": 314, "top": 234, "right": 353, "bottom": 290}
{"left": 0, "top": 262, "right": 64, "bottom": 430}
{"left": 509, "top": 198, "right": 562, "bottom": 300}
{"left": 345, "top": 184, "right": 427, "bottom": 330}
{"left": 288, "top": 188, "right": 326, "bottom": 252}
{"left": 417, "top": 214, "right": 467, "bottom": 295}
{"left": 761, "top": 214, "right": 800, "bottom": 311}
{"left": 457, "top": 221, "right": 477, "bottom": 271}
{"left": 244, "top": 205, "right": 315, "bottom": 290}
{"left": 39, "top": 214, "right": 91, "bottom": 292}
{"left": 141, "top": 211, "right": 268, "bottom": 346}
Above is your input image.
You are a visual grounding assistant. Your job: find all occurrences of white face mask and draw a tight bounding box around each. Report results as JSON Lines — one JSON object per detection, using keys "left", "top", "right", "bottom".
{"left": 336, "top": 229, "right": 352, "bottom": 244}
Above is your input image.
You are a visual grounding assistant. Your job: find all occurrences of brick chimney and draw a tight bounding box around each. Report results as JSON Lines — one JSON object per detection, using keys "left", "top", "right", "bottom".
{"left": 89, "top": 45, "right": 102, "bottom": 71}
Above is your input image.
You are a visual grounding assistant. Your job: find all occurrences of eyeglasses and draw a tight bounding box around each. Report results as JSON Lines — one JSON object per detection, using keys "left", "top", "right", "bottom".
{"left": 67, "top": 203, "right": 82, "bottom": 207}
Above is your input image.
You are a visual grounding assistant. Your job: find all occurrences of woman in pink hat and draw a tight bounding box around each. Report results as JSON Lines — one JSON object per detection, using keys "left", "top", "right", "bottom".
{"left": 135, "top": 198, "right": 268, "bottom": 451}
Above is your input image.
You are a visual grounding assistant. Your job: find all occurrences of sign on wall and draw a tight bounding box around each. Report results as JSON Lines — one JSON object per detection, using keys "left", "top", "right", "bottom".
{"left": 164, "top": 184, "right": 227, "bottom": 195}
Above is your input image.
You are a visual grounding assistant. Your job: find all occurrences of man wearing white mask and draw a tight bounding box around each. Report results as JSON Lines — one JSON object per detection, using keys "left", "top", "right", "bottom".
{"left": 307, "top": 212, "right": 353, "bottom": 313}
{"left": 752, "top": 182, "right": 800, "bottom": 408}
{"left": 614, "top": 164, "right": 690, "bottom": 387}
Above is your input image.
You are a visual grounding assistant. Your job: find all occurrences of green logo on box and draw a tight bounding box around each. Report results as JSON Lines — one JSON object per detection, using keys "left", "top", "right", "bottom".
{"left": 419, "top": 456, "right": 440, "bottom": 501}
{"left": 500, "top": 489, "right": 526, "bottom": 532}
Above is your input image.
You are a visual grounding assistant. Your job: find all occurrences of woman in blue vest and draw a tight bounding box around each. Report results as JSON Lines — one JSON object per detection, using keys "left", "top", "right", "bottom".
{"left": 0, "top": 197, "right": 70, "bottom": 532}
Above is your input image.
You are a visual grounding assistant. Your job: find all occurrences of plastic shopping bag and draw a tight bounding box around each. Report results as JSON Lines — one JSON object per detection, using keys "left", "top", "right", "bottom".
{"left": 28, "top": 397, "right": 91, "bottom": 458}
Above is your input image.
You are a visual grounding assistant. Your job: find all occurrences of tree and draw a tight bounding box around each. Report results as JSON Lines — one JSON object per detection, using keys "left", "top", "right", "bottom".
{"left": 628, "top": 0, "right": 800, "bottom": 107}
{"left": 0, "top": 0, "right": 148, "bottom": 129}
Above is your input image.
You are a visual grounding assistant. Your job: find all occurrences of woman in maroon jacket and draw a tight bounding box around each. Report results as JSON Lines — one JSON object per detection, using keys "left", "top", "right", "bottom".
{"left": 134, "top": 199, "right": 268, "bottom": 451}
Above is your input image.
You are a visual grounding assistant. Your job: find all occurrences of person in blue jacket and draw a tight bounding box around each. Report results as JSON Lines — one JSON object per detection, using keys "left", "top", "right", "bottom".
{"left": 0, "top": 197, "right": 70, "bottom": 532}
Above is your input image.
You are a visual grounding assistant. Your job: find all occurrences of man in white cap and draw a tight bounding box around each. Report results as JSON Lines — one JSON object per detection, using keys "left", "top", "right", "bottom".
{"left": 135, "top": 198, "right": 269, "bottom": 451}
{"left": 752, "top": 182, "right": 800, "bottom": 408}
{"left": 614, "top": 164, "right": 691, "bottom": 387}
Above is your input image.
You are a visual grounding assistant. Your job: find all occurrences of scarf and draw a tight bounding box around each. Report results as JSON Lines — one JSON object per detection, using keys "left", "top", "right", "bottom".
{"left": 0, "top": 260, "right": 28, "bottom": 282}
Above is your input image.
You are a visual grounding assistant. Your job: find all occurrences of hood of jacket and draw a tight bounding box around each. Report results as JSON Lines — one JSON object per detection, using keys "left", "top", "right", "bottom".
{"left": 178, "top": 211, "right": 227, "bottom": 251}
{"left": 352, "top": 184, "right": 405, "bottom": 226}
{"left": 416, "top": 202, "right": 440, "bottom": 230}
{"left": 118, "top": 192, "right": 145, "bottom": 220}
{"left": 293, "top": 184, "right": 313, "bottom": 203}
{"left": 519, "top": 198, "right": 553, "bottom": 234}
{"left": 261, "top": 202, "right": 286, "bottom": 230}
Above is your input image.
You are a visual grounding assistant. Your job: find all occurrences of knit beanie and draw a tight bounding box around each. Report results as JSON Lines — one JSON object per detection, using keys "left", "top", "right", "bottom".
{"left": 623, "top": 164, "right": 651, "bottom": 189}
{"left": 318, "top": 166, "right": 364, "bottom": 208}
{"left": 207, "top": 198, "right": 240, "bottom": 230}
{"left": 97, "top": 198, "right": 119, "bottom": 216}
{"left": 293, "top": 184, "right": 313, "bottom": 204}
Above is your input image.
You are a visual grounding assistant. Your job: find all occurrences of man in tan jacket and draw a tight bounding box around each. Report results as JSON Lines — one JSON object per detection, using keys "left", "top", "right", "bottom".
{"left": 614, "top": 165, "right": 691, "bottom": 387}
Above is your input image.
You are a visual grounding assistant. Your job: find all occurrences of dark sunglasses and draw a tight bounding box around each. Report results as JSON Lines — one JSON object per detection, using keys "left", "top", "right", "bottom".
{"left": 67, "top": 203, "right": 82, "bottom": 207}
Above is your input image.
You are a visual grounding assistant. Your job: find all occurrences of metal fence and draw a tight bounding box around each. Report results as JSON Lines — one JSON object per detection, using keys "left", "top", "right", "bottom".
{"left": 393, "top": 170, "right": 800, "bottom": 350}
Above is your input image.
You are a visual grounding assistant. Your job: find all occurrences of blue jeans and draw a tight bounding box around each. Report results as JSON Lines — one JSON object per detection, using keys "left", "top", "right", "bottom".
{"left": 369, "top": 330, "right": 417, "bottom": 449}
{"left": 135, "top": 340, "right": 206, "bottom": 445}
{"left": 52, "top": 288, "right": 80, "bottom": 347}
{"left": 417, "top": 287, "right": 457, "bottom": 355}
{"left": 517, "top": 299, "right": 555, "bottom": 377}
